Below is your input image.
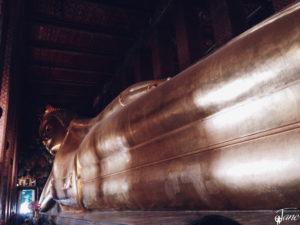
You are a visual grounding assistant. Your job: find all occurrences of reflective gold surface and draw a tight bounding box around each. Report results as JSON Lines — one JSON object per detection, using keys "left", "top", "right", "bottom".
{"left": 39, "top": 2, "right": 300, "bottom": 212}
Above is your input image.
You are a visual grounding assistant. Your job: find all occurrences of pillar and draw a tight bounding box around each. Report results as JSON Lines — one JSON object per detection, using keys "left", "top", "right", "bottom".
{"left": 174, "top": 0, "right": 204, "bottom": 70}
{"left": 207, "top": 0, "right": 245, "bottom": 47}
{"left": 151, "top": 28, "right": 177, "bottom": 80}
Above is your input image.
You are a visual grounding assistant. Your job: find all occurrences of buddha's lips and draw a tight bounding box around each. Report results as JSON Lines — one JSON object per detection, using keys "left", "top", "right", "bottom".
{"left": 43, "top": 138, "right": 52, "bottom": 150}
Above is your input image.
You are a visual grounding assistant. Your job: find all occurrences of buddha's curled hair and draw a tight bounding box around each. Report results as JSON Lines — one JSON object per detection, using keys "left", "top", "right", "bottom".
{"left": 40, "top": 105, "right": 77, "bottom": 134}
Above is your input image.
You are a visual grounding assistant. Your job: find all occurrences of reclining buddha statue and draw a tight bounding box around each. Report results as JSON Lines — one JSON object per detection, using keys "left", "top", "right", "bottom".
{"left": 39, "top": 2, "right": 300, "bottom": 212}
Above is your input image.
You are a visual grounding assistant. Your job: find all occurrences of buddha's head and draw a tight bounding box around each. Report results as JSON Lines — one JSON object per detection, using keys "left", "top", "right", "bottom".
{"left": 40, "top": 105, "right": 76, "bottom": 155}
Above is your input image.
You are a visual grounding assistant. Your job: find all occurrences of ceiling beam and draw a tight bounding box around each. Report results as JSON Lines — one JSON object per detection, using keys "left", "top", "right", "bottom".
{"left": 29, "top": 80, "right": 99, "bottom": 97}
{"left": 34, "top": 93, "right": 95, "bottom": 101}
{"left": 28, "top": 65, "right": 110, "bottom": 85}
{"left": 80, "top": 0, "right": 155, "bottom": 13}
{"left": 28, "top": 40, "right": 117, "bottom": 57}
{"left": 27, "top": 16, "right": 135, "bottom": 39}
{"left": 28, "top": 0, "right": 150, "bottom": 35}
{"left": 28, "top": 23, "right": 133, "bottom": 55}
{"left": 28, "top": 47, "right": 117, "bottom": 73}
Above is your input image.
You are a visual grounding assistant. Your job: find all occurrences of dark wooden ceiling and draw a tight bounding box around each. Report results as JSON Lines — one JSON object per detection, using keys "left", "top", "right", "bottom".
{"left": 24, "top": 0, "right": 161, "bottom": 113}
{"left": 22, "top": 0, "right": 278, "bottom": 116}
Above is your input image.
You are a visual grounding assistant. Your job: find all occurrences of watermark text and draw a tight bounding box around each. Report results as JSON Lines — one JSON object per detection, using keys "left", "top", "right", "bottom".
{"left": 274, "top": 208, "right": 300, "bottom": 225}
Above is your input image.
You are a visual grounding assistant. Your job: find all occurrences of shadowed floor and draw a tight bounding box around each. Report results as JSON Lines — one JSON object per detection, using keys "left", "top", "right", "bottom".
{"left": 39, "top": 209, "right": 300, "bottom": 225}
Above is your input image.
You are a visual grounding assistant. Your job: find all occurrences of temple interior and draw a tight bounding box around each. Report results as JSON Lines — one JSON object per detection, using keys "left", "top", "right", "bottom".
{"left": 0, "top": 0, "right": 299, "bottom": 224}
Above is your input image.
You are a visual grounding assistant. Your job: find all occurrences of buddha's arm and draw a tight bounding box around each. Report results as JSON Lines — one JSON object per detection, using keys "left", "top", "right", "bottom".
{"left": 39, "top": 171, "right": 56, "bottom": 212}
{"left": 66, "top": 79, "right": 168, "bottom": 135}
{"left": 92, "top": 79, "right": 168, "bottom": 122}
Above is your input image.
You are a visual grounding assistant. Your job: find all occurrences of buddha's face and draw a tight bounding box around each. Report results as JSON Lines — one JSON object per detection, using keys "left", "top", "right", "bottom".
{"left": 40, "top": 116, "right": 66, "bottom": 155}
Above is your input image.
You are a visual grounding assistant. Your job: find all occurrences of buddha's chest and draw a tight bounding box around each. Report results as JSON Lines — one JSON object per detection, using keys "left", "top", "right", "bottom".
{"left": 52, "top": 150, "right": 82, "bottom": 208}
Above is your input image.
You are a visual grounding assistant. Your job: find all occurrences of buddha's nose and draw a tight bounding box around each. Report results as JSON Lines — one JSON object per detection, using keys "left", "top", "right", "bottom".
{"left": 42, "top": 137, "right": 51, "bottom": 146}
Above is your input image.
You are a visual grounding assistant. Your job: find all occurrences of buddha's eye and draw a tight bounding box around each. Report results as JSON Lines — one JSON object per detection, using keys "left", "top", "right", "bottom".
{"left": 44, "top": 124, "right": 53, "bottom": 134}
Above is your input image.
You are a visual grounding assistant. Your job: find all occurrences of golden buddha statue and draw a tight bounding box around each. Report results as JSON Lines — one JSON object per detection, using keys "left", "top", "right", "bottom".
{"left": 39, "top": 2, "right": 300, "bottom": 213}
